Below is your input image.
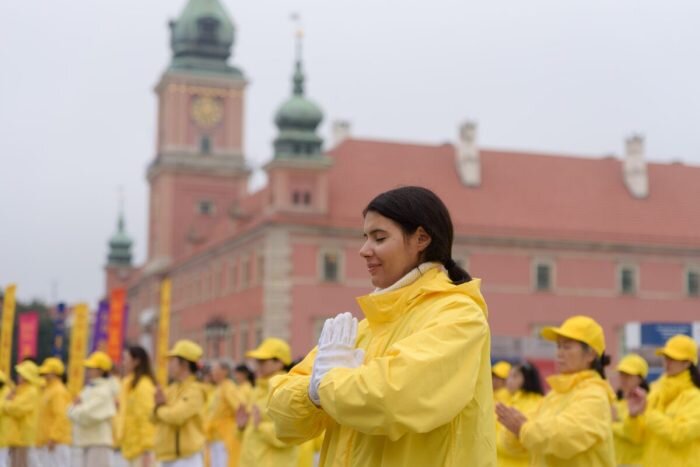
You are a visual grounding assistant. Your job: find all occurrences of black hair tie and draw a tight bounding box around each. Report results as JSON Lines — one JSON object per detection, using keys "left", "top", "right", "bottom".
{"left": 444, "top": 258, "right": 457, "bottom": 269}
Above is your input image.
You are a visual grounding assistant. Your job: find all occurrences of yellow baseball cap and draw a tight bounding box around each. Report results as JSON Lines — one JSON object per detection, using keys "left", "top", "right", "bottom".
{"left": 655, "top": 334, "right": 698, "bottom": 365}
{"left": 492, "top": 361, "right": 511, "bottom": 379}
{"left": 84, "top": 351, "right": 113, "bottom": 371}
{"left": 167, "top": 340, "right": 203, "bottom": 363}
{"left": 15, "top": 361, "right": 43, "bottom": 386}
{"left": 541, "top": 315, "right": 606, "bottom": 356}
{"left": 39, "top": 357, "right": 66, "bottom": 376}
{"left": 616, "top": 354, "right": 649, "bottom": 378}
{"left": 246, "top": 338, "right": 292, "bottom": 366}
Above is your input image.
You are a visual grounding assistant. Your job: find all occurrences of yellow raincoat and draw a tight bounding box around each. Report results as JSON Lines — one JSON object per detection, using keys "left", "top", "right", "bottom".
{"left": 206, "top": 379, "right": 243, "bottom": 467}
{"left": 494, "top": 387, "right": 512, "bottom": 404}
{"left": 239, "top": 372, "right": 298, "bottom": 467}
{"left": 496, "top": 390, "right": 542, "bottom": 467}
{"left": 36, "top": 378, "right": 72, "bottom": 446}
{"left": 153, "top": 375, "right": 207, "bottom": 462}
{"left": 623, "top": 371, "right": 700, "bottom": 467}
{"left": 502, "top": 370, "right": 615, "bottom": 467}
{"left": 118, "top": 374, "right": 156, "bottom": 460}
{"left": 2, "top": 381, "right": 41, "bottom": 447}
{"left": 612, "top": 398, "right": 644, "bottom": 465}
{"left": 268, "top": 269, "right": 496, "bottom": 467}
{"left": 0, "top": 381, "right": 12, "bottom": 449}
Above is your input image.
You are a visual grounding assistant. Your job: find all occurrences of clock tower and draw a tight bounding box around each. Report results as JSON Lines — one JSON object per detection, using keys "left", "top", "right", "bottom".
{"left": 146, "top": 0, "right": 249, "bottom": 271}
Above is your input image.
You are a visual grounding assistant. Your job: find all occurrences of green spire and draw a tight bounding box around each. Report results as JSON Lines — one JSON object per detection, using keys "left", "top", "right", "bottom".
{"left": 273, "top": 28, "right": 324, "bottom": 159}
{"left": 168, "top": 0, "right": 242, "bottom": 76}
{"left": 108, "top": 211, "right": 133, "bottom": 267}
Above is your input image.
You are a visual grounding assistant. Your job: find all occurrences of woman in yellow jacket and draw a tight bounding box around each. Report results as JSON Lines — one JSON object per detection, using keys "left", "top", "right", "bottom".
{"left": 232, "top": 365, "right": 254, "bottom": 407}
{"left": 37, "top": 357, "right": 72, "bottom": 467}
{"left": 612, "top": 354, "right": 649, "bottom": 466}
{"left": 3, "top": 360, "right": 42, "bottom": 467}
{"left": 153, "top": 340, "right": 207, "bottom": 467}
{"left": 493, "top": 361, "right": 513, "bottom": 404}
{"left": 206, "top": 361, "right": 243, "bottom": 467}
{"left": 237, "top": 338, "right": 298, "bottom": 467}
{"left": 0, "top": 370, "right": 13, "bottom": 467}
{"left": 496, "top": 362, "right": 544, "bottom": 467}
{"left": 118, "top": 345, "right": 157, "bottom": 466}
{"left": 624, "top": 334, "right": 700, "bottom": 467}
{"left": 497, "top": 315, "right": 616, "bottom": 467}
{"left": 268, "top": 186, "right": 496, "bottom": 466}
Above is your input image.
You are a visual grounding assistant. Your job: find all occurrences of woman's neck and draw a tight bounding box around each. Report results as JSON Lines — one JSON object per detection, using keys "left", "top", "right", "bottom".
{"left": 373, "top": 262, "right": 443, "bottom": 295}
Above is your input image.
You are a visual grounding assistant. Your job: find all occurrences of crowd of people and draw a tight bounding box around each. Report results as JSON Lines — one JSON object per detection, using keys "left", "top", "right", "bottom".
{"left": 2, "top": 186, "right": 700, "bottom": 467}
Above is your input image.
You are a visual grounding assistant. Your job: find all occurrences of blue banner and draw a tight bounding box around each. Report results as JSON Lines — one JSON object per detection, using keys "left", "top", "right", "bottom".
{"left": 640, "top": 323, "right": 692, "bottom": 347}
{"left": 52, "top": 303, "right": 67, "bottom": 358}
{"left": 90, "top": 300, "right": 110, "bottom": 353}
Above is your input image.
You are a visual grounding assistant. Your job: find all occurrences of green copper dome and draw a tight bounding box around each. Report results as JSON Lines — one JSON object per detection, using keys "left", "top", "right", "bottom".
{"left": 168, "top": 0, "right": 242, "bottom": 76}
{"left": 108, "top": 213, "right": 133, "bottom": 267}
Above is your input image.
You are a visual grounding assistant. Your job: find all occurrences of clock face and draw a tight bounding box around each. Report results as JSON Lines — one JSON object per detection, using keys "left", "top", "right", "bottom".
{"left": 191, "top": 96, "right": 223, "bottom": 128}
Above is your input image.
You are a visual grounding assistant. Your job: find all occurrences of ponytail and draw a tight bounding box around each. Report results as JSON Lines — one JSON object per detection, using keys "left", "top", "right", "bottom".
{"left": 443, "top": 258, "right": 472, "bottom": 285}
{"left": 690, "top": 364, "right": 700, "bottom": 389}
{"left": 591, "top": 352, "right": 611, "bottom": 379}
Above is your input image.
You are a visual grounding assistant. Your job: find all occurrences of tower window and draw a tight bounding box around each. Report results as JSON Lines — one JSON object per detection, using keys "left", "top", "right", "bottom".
{"left": 198, "top": 200, "right": 215, "bottom": 216}
{"left": 534, "top": 262, "right": 552, "bottom": 291}
{"left": 200, "top": 136, "right": 211, "bottom": 154}
{"left": 197, "top": 17, "right": 220, "bottom": 45}
{"left": 687, "top": 270, "right": 700, "bottom": 297}
{"left": 620, "top": 266, "right": 637, "bottom": 295}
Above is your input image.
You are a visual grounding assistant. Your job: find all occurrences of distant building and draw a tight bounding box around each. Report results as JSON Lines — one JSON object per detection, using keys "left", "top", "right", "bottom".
{"left": 106, "top": 0, "right": 700, "bottom": 366}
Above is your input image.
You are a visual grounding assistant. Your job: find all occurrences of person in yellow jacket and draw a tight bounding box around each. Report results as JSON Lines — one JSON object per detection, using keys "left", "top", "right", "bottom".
{"left": 37, "top": 357, "right": 72, "bottom": 467}
{"left": 268, "top": 186, "right": 496, "bottom": 466}
{"left": 232, "top": 365, "right": 254, "bottom": 407}
{"left": 496, "top": 362, "right": 544, "bottom": 467}
{"left": 493, "top": 360, "right": 513, "bottom": 404}
{"left": 237, "top": 338, "right": 298, "bottom": 467}
{"left": 206, "top": 361, "right": 243, "bottom": 467}
{"left": 624, "top": 334, "right": 700, "bottom": 467}
{"left": 497, "top": 315, "right": 616, "bottom": 467}
{"left": 152, "top": 340, "right": 207, "bottom": 467}
{"left": 118, "top": 345, "right": 157, "bottom": 467}
{"left": 0, "top": 370, "right": 14, "bottom": 467}
{"left": 68, "top": 351, "right": 118, "bottom": 467}
{"left": 611, "top": 354, "right": 649, "bottom": 466}
{"left": 3, "top": 360, "right": 42, "bottom": 467}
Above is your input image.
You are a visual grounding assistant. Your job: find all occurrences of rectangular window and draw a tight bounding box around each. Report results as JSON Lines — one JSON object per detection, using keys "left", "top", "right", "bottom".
{"left": 322, "top": 252, "right": 340, "bottom": 282}
{"left": 239, "top": 322, "right": 249, "bottom": 359}
{"left": 535, "top": 262, "right": 552, "bottom": 291}
{"left": 620, "top": 266, "right": 637, "bottom": 295}
{"left": 688, "top": 270, "right": 700, "bottom": 297}
{"left": 241, "top": 258, "right": 250, "bottom": 289}
{"left": 198, "top": 200, "right": 214, "bottom": 216}
{"left": 230, "top": 259, "right": 238, "bottom": 291}
{"left": 257, "top": 254, "right": 265, "bottom": 284}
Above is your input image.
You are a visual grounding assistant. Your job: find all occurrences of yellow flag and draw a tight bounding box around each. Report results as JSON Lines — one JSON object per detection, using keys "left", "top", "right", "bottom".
{"left": 0, "top": 284, "right": 17, "bottom": 375}
{"left": 67, "top": 303, "right": 89, "bottom": 396}
{"left": 156, "top": 279, "right": 172, "bottom": 387}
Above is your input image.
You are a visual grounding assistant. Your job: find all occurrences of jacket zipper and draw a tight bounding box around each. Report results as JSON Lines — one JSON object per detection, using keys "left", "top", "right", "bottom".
{"left": 175, "top": 427, "right": 180, "bottom": 457}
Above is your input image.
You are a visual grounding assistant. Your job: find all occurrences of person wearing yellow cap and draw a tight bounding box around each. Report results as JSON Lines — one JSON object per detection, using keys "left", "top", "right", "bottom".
{"left": 117, "top": 345, "right": 156, "bottom": 467}
{"left": 205, "top": 360, "right": 244, "bottom": 467}
{"left": 492, "top": 360, "right": 513, "bottom": 404}
{"left": 232, "top": 364, "right": 254, "bottom": 407}
{"left": 237, "top": 338, "right": 298, "bottom": 467}
{"left": 624, "top": 334, "right": 700, "bottom": 467}
{"left": 496, "top": 362, "right": 544, "bottom": 467}
{"left": 152, "top": 339, "right": 207, "bottom": 467}
{"left": 497, "top": 315, "right": 615, "bottom": 466}
{"left": 37, "top": 357, "right": 72, "bottom": 467}
{"left": 0, "top": 370, "right": 14, "bottom": 467}
{"left": 67, "top": 351, "right": 117, "bottom": 467}
{"left": 611, "top": 353, "right": 649, "bottom": 466}
{"left": 3, "top": 360, "right": 43, "bottom": 467}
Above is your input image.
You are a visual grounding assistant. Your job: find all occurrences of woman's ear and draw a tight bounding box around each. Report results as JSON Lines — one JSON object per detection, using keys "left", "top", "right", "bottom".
{"left": 415, "top": 226, "right": 432, "bottom": 253}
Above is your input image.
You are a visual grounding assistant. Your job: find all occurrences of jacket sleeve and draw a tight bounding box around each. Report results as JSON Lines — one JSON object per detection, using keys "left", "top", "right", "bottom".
{"left": 134, "top": 380, "right": 156, "bottom": 445}
{"left": 318, "top": 301, "right": 489, "bottom": 441}
{"left": 2, "top": 389, "right": 34, "bottom": 417}
{"left": 267, "top": 349, "right": 331, "bottom": 444}
{"left": 154, "top": 385, "right": 204, "bottom": 427}
{"left": 48, "top": 390, "right": 70, "bottom": 441}
{"left": 68, "top": 388, "right": 116, "bottom": 426}
{"left": 520, "top": 385, "right": 611, "bottom": 460}
{"left": 222, "top": 383, "right": 241, "bottom": 412}
{"left": 643, "top": 391, "right": 700, "bottom": 446}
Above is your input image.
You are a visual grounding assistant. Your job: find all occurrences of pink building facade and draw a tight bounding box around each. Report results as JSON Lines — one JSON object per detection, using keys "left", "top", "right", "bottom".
{"left": 105, "top": 0, "right": 700, "bottom": 372}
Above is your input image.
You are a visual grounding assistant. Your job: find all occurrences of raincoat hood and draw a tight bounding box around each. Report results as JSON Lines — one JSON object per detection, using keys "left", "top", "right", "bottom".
{"left": 547, "top": 370, "right": 616, "bottom": 403}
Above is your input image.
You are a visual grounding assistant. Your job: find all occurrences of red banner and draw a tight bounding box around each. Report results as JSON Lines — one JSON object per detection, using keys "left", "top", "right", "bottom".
{"left": 106, "top": 288, "right": 126, "bottom": 364}
{"left": 18, "top": 312, "right": 39, "bottom": 361}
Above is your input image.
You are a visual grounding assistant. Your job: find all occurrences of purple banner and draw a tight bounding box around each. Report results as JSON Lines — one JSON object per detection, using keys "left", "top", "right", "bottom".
{"left": 90, "top": 300, "right": 110, "bottom": 353}
{"left": 52, "top": 303, "right": 67, "bottom": 357}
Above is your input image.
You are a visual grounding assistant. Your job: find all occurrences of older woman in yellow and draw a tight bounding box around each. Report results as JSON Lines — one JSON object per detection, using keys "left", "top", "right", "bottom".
{"left": 118, "top": 345, "right": 157, "bottom": 467}
{"left": 624, "top": 334, "right": 700, "bottom": 467}
{"left": 3, "top": 360, "right": 42, "bottom": 467}
{"left": 37, "top": 357, "right": 72, "bottom": 467}
{"left": 152, "top": 340, "right": 207, "bottom": 467}
{"left": 237, "top": 338, "right": 298, "bottom": 467}
{"left": 612, "top": 354, "right": 649, "bottom": 466}
{"left": 0, "top": 370, "right": 13, "bottom": 467}
{"left": 268, "top": 187, "right": 495, "bottom": 467}
{"left": 496, "top": 362, "right": 544, "bottom": 467}
{"left": 497, "top": 315, "right": 615, "bottom": 467}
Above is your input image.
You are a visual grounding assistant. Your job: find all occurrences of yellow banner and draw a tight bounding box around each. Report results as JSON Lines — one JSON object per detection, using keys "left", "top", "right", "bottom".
{"left": 155, "top": 279, "right": 172, "bottom": 387}
{"left": 67, "top": 303, "right": 89, "bottom": 396}
{"left": 0, "top": 284, "right": 17, "bottom": 375}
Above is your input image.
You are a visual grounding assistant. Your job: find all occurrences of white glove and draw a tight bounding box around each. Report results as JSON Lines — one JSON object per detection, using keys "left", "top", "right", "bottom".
{"left": 308, "top": 312, "right": 365, "bottom": 406}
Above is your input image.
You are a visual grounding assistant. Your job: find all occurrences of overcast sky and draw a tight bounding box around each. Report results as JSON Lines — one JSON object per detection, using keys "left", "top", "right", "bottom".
{"left": 1, "top": 0, "right": 699, "bottom": 305}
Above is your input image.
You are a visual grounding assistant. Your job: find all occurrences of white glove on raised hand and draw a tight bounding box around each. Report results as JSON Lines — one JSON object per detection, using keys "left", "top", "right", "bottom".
{"left": 308, "top": 312, "right": 365, "bottom": 406}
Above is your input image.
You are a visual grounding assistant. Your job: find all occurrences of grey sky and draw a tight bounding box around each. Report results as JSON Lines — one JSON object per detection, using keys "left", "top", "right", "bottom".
{"left": 1, "top": 0, "right": 699, "bottom": 305}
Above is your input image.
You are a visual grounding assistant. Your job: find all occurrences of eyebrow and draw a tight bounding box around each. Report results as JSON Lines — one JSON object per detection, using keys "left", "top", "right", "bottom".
{"left": 363, "top": 228, "right": 388, "bottom": 238}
